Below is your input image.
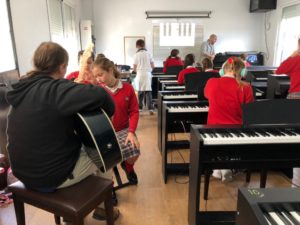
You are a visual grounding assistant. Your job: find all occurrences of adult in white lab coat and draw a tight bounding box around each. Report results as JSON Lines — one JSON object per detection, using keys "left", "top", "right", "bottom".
{"left": 133, "top": 39, "right": 155, "bottom": 114}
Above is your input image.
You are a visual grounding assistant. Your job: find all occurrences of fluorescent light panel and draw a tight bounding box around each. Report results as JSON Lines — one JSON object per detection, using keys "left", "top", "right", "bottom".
{"left": 145, "top": 11, "right": 211, "bottom": 19}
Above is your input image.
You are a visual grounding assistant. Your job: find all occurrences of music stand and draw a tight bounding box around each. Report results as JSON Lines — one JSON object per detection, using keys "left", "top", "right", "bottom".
{"left": 243, "top": 99, "right": 300, "bottom": 179}
{"left": 243, "top": 99, "right": 300, "bottom": 126}
{"left": 166, "top": 65, "right": 183, "bottom": 76}
{"left": 183, "top": 72, "right": 219, "bottom": 100}
{"left": 266, "top": 74, "right": 290, "bottom": 99}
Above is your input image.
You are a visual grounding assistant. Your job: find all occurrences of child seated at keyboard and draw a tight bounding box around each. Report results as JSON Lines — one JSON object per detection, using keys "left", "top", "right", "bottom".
{"left": 204, "top": 57, "right": 254, "bottom": 182}
{"left": 177, "top": 54, "right": 199, "bottom": 84}
{"left": 163, "top": 49, "right": 184, "bottom": 73}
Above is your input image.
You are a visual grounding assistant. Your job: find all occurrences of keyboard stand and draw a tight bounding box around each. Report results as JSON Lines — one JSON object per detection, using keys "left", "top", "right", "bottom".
{"left": 188, "top": 124, "right": 300, "bottom": 225}
{"left": 113, "top": 166, "right": 134, "bottom": 191}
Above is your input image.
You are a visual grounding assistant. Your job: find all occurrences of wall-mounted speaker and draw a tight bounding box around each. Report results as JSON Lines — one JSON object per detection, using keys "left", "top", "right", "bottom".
{"left": 250, "top": 0, "right": 277, "bottom": 13}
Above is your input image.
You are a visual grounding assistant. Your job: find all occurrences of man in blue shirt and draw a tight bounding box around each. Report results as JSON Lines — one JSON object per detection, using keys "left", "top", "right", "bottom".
{"left": 200, "top": 34, "right": 217, "bottom": 64}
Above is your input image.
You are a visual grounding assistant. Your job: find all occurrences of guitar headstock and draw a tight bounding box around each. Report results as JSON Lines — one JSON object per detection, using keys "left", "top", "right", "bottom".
{"left": 76, "top": 42, "right": 96, "bottom": 84}
{"left": 81, "top": 42, "right": 94, "bottom": 65}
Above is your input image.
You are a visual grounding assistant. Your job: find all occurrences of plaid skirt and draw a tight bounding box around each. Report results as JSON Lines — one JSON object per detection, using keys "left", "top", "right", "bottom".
{"left": 83, "top": 128, "right": 140, "bottom": 172}
{"left": 116, "top": 129, "right": 140, "bottom": 161}
{"left": 287, "top": 92, "right": 300, "bottom": 99}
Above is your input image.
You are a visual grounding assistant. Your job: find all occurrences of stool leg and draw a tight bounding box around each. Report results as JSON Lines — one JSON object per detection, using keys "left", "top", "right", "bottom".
{"left": 113, "top": 166, "right": 122, "bottom": 187}
{"left": 246, "top": 170, "right": 251, "bottom": 183}
{"left": 260, "top": 169, "right": 267, "bottom": 188}
{"left": 104, "top": 192, "right": 115, "bottom": 225}
{"left": 72, "top": 217, "right": 84, "bottom": 225}
{"left": 203, "top": 170, "right": 210, "bottom": 200}
{"left": 12, "top": 195, "right": 25, "bottom": 225}
{"left": 54, "top": 215, "right": 60, "bottom": 224}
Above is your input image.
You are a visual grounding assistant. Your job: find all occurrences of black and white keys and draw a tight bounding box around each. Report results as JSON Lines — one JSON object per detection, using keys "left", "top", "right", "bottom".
{"left": 163, "top": 93, "right": 198, "bottom": 100}
{"left": 198, "top": 127, "right": 300, "bottom": 145}
{"left": 260, "top": 203, "right": 300, "bottom": 225}
{"left": 168, "top": 104, "right": 209, "bottom": 113}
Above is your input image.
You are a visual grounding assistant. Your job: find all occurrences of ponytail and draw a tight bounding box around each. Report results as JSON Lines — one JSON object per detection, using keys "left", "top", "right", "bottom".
{"left": 222, "top": 57, "right": 247, "bottom": 87}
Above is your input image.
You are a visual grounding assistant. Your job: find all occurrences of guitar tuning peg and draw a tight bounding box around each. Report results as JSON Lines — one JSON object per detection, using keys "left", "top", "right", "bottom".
{"left": 107, "top": 143, "right": 112, "bottom": 149}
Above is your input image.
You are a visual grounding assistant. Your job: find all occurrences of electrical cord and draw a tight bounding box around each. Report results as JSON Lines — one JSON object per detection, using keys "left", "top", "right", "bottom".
{"left": 173, "top": 121, "right": 190, "bottom": 184}
{"left": 264, "top": 12, "right": 271, "bottom": 61}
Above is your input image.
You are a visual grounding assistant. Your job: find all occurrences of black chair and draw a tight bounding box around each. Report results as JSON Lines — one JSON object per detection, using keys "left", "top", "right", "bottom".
{"left": 152, "top": 67, "right": 163, "bottom": 74}
{"left": 184, "top": 72, "right": 220, "bottom": 92}
{"left": 242, "top": 99, "right": 300, "bottom": 186}
{"left": 166, "top": 66, "right": 183, "bottom": 76}
{"left": 266, "top": 74, "right": 290, "bottom": 99}
{"left": 184, "top": 72, "right": 220, "bottom": 102}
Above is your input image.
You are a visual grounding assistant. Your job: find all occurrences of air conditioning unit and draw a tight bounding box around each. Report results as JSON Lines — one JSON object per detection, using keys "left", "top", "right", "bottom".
{"left": 80, "top": 20, "right": 92, "bottom": 50}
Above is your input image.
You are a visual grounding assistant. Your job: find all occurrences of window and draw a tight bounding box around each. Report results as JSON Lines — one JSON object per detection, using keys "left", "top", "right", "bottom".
{"left": 0, "top": 0, "right": 16, "bottom": 73}
{"left": 153, "top": 22, "right": 203, "bottom": 67}
{"left": 47, "top": 0, "right": 78, "bottom": 74}
{"left": 276, "top": 4, "right": 300, "bottom": 65}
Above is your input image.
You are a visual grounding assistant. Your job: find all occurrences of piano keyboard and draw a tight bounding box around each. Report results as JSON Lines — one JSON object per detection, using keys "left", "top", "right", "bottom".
{"left": 198, "top": 127, "right": 300, "bottom": 145}
{"left": 237, "top": 188, "right": 300, "bottom": 225}
{"left": 153, "top": 74, "right": 176, "bottom": 78}
{"left": 260, "top": 203, "right": 300, "bottom": 225}
{"left": 165, "top": 85, "right": 185, "bottom": 90}
{"left": 159, "top": 80, "right": 178, "bottom": 83}
{"left": 163, "top": 94, "right": 198, "bottom": 100}
{"left": 168, "top": 105, "right": 209, "bottom": 113}
{"left": 256, "top": 77, "right": 268, "bottom": 81}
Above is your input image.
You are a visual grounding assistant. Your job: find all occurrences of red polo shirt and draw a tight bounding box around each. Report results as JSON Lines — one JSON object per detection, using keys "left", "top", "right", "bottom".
{"left": 163, "top": 57, "right": 184, "bottom": 73}
{"left": 204, "top": 77, "right": 254, "bottom": 125}
{"left": 276, "top": 55, "right": 300, "bottom": 93}
{"left": 100, "top": 82, "right": 139, "bottom": 133}
{"left": 66, "top": 71, "right": 79, "bottom": 80}
{"left": 177, "top": 67, "right": 199, "bottom": 84}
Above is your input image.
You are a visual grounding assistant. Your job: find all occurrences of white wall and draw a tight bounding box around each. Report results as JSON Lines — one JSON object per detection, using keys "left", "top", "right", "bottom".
{"left": 86, "top": 0, "right": 265, "bottom": 65}
{"left": 10, "top": 0, "right": 51, "bottom": 75}
{"left": 10, "top": 0, "right": 82, "bottom": 75}
{"left": 263, "top": 0, "right": 300, "bottom": 66}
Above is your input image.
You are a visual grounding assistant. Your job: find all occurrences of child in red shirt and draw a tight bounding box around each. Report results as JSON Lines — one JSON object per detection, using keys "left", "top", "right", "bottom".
{"left": 202, "top": 57, "right": 219, "bottom": 73}
{"left": 276, "top": 39, "right": 300, "bottom": 187}
{"left": 204, "top": 57, "right": 254, "bottom": 181}
{"left": 66, "top": 50, "right": 97, "bottom": 84}
{"left": 177, "top": 54, "right": 199, "bottom": 84}
{"left": 276, "top": 38, "right": 300, "bottom": 97}
{"left": 93, "top": 57, "right": 140, "bottom": 184}
{"left": 163, "top": 49, "right": 184, "bottom": 73}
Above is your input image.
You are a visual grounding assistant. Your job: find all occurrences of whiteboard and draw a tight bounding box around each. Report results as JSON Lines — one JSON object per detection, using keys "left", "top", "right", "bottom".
{"left": 124, "top": 36, "right": 145, "bottom": 67}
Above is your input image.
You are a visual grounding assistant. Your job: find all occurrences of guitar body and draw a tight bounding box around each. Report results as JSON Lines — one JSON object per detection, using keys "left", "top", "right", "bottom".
{"left": 75, "top": 109, "right": 122, "bottom": 172}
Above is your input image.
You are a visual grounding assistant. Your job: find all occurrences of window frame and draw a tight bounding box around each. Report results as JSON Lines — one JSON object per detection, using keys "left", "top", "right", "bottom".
{"left": 0, "top": 0, "right": 19, "bottom": 73}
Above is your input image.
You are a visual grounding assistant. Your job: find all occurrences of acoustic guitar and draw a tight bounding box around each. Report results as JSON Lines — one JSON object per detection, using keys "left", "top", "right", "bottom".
{"left": 74, "top": 109, "right": 122, "bottom": 172}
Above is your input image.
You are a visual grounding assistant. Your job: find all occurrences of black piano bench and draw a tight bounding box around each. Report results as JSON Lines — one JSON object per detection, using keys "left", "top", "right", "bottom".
{"left": 8, "top": 175, "right": 114, "bottom": 225}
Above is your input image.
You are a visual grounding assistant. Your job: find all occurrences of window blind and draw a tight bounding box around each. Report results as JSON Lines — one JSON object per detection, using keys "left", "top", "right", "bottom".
{"left": 282, "top": 3, "right": 300, "bottom": 19}
{"left": 47, "top": 0, "right": 64, "bottom": 42}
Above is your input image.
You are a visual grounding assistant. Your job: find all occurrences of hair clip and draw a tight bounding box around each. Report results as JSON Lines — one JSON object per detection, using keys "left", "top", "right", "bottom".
{"left": 228, "top": 57, "right": 234, "bottom": 64}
